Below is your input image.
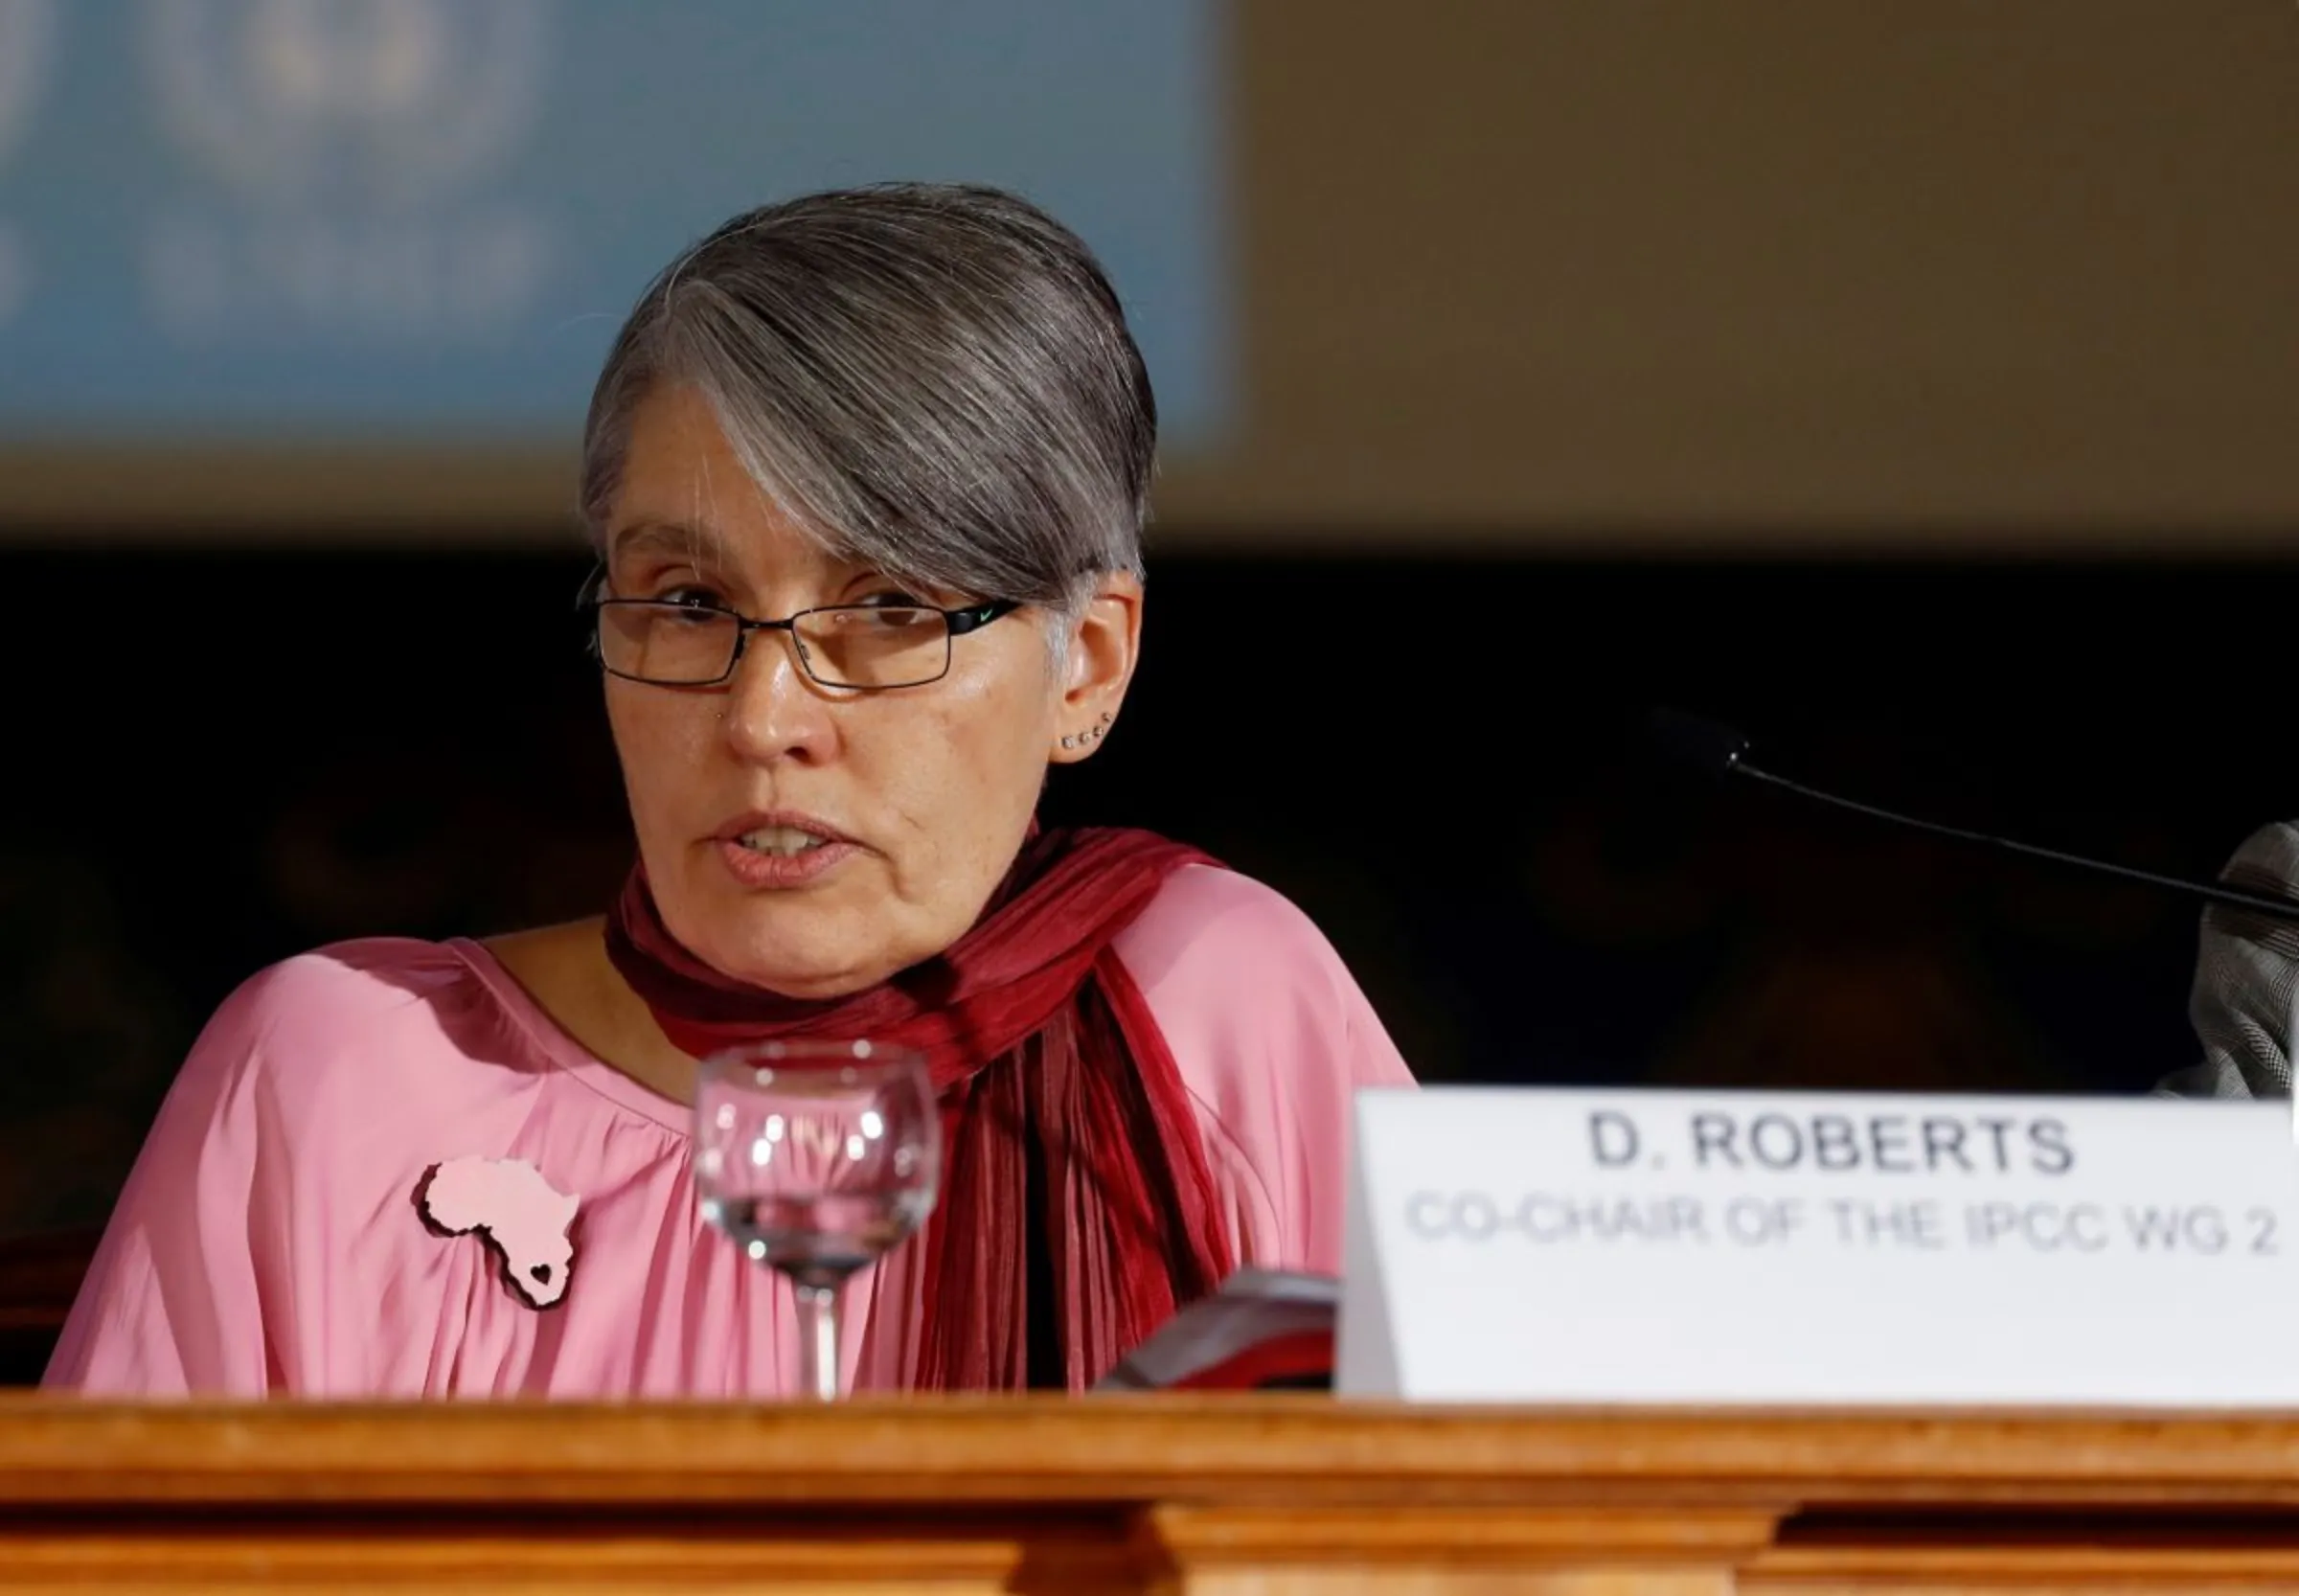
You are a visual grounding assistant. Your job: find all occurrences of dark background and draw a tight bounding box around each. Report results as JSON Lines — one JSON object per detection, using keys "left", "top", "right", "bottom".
{"left": 4, "top": 542, "right": 2286, "bottom": 1242}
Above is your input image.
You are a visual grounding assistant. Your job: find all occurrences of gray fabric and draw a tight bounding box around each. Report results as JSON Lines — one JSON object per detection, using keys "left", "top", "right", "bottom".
{"left": 2156, "top": 820, "right": 2299, "bottom": 1100}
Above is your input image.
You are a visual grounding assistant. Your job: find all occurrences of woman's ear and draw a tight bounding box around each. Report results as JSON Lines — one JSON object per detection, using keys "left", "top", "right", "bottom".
{"left": 1049, "top": 573, "right": 1142, "bottom": 763}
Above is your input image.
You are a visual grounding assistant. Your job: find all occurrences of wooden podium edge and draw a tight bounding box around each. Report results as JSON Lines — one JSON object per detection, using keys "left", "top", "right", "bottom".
{"left": 1, "top": 1396, "right": 2296, "bottom": 1508}
{"left": 6, "top": 1401, "right": 2299, "bottom": 1591}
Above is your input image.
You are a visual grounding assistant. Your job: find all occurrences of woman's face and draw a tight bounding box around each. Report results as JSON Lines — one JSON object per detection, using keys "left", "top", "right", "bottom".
{"left": 601, "top": 384, "right": 1132, "bottom": 1000}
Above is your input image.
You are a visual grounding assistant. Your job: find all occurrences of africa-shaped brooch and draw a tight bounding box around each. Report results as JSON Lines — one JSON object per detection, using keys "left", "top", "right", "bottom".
{"left": 417, "top": 1155, "right": 579, "bottom": 1309}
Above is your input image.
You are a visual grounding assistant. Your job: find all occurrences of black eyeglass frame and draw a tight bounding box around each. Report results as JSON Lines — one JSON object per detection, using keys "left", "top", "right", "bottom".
{"left": 581, "top": 576, "right": 1025, "bottom": 692}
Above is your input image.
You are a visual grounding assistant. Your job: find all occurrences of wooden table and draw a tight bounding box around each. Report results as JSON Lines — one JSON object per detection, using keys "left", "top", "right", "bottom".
{"left": 2, "top": 1396, "right": 2297, "bottom": 1591}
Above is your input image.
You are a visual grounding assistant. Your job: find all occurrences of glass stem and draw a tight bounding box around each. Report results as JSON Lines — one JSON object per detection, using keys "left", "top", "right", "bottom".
{"left": 794, "top": 1282, "right": 841, "bottom": 1402}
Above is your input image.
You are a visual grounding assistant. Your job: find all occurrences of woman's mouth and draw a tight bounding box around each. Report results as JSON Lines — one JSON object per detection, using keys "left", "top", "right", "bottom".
{"left": 712, "top": 815, "right": 858, "bottom": 890}
{"left": 736, "top": 824, "right": 833, "bottom": 857}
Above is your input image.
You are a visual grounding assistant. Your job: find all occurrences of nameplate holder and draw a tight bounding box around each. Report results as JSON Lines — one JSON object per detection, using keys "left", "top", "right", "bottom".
{"left": 1336, "top": 1087, "right": 2299, "bottom": 1405}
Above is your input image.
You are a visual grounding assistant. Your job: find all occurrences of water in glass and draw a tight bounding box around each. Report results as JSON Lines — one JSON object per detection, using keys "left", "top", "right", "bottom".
{"left": 693, "top": 1040, "right": 940, "bottom": 1400}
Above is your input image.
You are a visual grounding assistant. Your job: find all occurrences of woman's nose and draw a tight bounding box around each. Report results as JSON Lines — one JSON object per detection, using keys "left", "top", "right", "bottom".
{"left": 720, "top": 628, "right": 838, "bottom": 764}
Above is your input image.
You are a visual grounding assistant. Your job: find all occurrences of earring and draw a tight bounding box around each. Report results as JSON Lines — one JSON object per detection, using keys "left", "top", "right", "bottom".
{"left": 1062, "top": 713, "right": 1114, "bottom": 753}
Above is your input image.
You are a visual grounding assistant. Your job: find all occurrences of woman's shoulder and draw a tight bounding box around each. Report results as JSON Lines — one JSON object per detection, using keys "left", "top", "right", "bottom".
{"left": 1114, "top": 862, "right": 1414, "bottom": 1091}
{"left": 223, "top": 933, "right": 488, "bottom": 1008}
{"left": 180, "top": 935, "right": 571, "bottom": 1120}
{"left": 1115, "top": 863, "right": 1355, "bottom": 997}
{"left": 209, "top": 935, "right": 513, "bottom": 1047}
{"left": 1115, "top": 863, "right": 1416, "bottom": 1271}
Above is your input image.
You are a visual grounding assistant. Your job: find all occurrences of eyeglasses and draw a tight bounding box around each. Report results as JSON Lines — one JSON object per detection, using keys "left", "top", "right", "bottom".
{"left": 586, "top": 584, "right": 1023, "bottom": 691}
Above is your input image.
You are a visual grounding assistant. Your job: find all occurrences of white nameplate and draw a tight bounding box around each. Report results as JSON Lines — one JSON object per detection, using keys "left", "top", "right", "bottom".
{"left": 1336, "top": 1087, "right": 2299, "bottom": 1405}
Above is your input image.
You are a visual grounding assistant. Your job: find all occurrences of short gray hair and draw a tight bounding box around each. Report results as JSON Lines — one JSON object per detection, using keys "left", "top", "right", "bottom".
{"left": 580, "top": 183, "right": 1156, "bottom": 614}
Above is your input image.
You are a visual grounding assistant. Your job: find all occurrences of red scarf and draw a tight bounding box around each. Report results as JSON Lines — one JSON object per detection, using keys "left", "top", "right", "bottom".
{"left": 604, "top": 824, "right": 1237, "bottom": 1390}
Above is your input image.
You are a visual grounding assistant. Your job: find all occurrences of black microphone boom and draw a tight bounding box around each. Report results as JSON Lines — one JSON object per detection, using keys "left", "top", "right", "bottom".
{"left": 1649, "top": 709, "right": 2299, "bottom": 925}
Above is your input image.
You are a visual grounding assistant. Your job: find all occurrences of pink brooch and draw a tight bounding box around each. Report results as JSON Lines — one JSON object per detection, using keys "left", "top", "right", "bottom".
{"left": 417, "top": 1156, "right": 579, "bottom": 1309}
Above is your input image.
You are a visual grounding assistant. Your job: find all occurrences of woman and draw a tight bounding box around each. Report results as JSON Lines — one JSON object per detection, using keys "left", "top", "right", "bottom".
{"left": 45, "top": 183, "right": 1415, "bottom": 1397}
{"left": 2157, "top": 820, "right": 2299, "bottom": 1099}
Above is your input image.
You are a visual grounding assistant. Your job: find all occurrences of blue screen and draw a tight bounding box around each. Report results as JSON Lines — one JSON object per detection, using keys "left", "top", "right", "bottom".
{"left": 0, "top": 0, "right": 1226, "bottom": 445}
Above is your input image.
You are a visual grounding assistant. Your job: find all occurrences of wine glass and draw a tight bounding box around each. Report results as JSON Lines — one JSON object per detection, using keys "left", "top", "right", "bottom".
{"left": 694, "top": 1040, "right": 941, "bottom": 1401}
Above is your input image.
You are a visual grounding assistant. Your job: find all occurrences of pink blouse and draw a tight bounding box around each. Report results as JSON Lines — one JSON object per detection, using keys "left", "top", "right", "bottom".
{"left": 45, "top": 865, "right": 1416, "bottom": 1398}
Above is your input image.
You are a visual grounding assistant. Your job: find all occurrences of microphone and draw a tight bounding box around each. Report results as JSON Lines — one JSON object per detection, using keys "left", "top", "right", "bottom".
{"left": 1648, "top": 708, "right": 2299, "bottom": 925}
